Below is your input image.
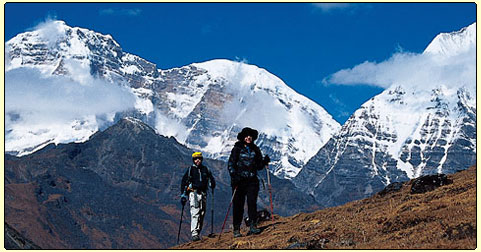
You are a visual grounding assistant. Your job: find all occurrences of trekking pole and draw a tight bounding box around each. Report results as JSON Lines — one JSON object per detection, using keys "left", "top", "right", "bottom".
{"left": 218, "top": 186, "right": 238, "bottom": 240}
{"left": 176, "top": 202, "right": 185, "bottom": 244}
{"left": 266, "top": 165, "right": 274, "bottom": 222}
{"left": 207, "top": 188, "right": 215, "bottom": 237}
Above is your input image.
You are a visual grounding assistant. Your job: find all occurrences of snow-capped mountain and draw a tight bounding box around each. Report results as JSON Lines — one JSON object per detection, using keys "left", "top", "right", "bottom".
{"left": 5, "top": 20, "right": 340, "bottom": 178}
{"left": 293, "top": 23, "right": 476, "bottom": 207}
{"left": 424, "top": 22, "right": 476, "bottom": 57}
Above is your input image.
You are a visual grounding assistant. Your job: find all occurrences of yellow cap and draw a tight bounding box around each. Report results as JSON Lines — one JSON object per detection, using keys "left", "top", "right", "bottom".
{"left": 192, "top": 152, "right": 203, "bottom": 158}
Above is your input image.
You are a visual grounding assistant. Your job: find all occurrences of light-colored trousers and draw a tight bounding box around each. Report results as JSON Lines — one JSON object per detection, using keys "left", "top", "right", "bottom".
{"left": 189, "top": 191, "right": 206, "bottom": 236}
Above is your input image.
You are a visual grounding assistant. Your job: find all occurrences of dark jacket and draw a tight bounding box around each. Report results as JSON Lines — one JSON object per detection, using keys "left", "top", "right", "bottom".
{"left": 180, "top": 164, "right": 216, "bottom": 194}
{"left": 228, "top": 141, "right": 264, "bottom": 181}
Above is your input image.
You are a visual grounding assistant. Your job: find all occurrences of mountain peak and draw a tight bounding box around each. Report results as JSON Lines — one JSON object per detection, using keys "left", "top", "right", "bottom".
{"left": 4, "top": 19, "right": 336, "bottom": 179}
{"left": 189, "top": 58, "right": 340, "bottom": 178}
{"left": 424, "top": 22, "right": 476, "bottom": 56}
{"left": 192, "top": 59, "right": 300, "bottom": 94}
{"left": 120, "top": 117, "right": 154, "bottom": 131}
{"left": 42, "top": 19, "right": 67, "bottom": 28}
{"left": 96, "top": 117, "right": 159, "bottom": 140}
{"left": 6, "top": 19, "right": 124, "bottom": 76}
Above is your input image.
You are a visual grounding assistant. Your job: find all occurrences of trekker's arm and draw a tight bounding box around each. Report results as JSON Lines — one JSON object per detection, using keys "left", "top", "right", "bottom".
{"left": 208, "top": 169, "right": 216, "bottom": 189}
{"left": 180, "top": 169, "right": 189, "bottom": 194}
{"left": 227, "top": 147, "right": 240, "bottom": 176}
{"left": 228, "top": 146, "right": 242, "bottom": 187}
{"left": 254, "top": 147, "right": 265, "bottom": 170}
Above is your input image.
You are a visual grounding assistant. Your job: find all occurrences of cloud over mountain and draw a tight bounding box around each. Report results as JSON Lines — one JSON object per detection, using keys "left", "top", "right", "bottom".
{"left": 6, "top": 68, "right": 135, "bottom": 121}
{"left": 5, "top": 67, "right": 136, "bottom": 155}
{"left": 323, "top": 23, "right": 475, "bottom": 95}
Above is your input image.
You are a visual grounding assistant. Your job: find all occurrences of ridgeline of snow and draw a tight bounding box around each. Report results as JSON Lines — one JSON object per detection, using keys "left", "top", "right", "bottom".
{"left": 346, "top": 84, "right": 475, "bottom": 179}
{"left": 293, "top": 23, "right": 476, "bottom": 208}
{"left": 298, "top": 22, "right": 476, "bottom": 188}
{"left": 5, "top": 20, "right": 340, "bottom": 178}
{"left": 190, "top": 59, "right": 340, "bottom": 177}
{"left": 424, "top": 23, "right": 476, "bottom": 57}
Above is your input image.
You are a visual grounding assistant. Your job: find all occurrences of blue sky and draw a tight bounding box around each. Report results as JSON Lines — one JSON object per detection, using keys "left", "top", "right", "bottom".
{"left": 5, "top": 3, "right": 476, "bottom": 123}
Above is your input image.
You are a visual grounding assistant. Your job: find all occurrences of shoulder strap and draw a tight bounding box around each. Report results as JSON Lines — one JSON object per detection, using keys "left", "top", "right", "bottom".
{"left": 204, "top": 165, "right": 212, "bottom": 177}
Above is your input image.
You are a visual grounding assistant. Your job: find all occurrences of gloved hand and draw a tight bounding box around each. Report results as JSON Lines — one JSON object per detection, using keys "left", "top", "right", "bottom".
{"left": 239, "top": 170, "right": 254, "bottom": 179}
{"left": 210, "top": 180, "right": 216, "bottom": 190}
{"left": 180, "top": 193, "right": 187, "bottom": 205}
{"left": 263, "top": 155, "right": 270, "bottom": 166}
{"left": 230, "top": 172, "right": 240, "bottom": 187}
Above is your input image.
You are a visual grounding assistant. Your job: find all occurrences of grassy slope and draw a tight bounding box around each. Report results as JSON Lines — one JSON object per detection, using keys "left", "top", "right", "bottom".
{"left": 174, "top": 165, "right": 476, "bottom": 249}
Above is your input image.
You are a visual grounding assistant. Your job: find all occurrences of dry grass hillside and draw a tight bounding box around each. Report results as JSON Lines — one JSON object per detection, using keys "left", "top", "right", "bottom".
{"left": 174, "top": 165, "right": 476, "bottom": 249}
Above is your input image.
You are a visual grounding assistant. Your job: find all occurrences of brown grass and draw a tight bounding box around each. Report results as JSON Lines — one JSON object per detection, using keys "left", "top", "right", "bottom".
{"left": 5, "top": 183, "right": 69, "bottom": 249}
{"left": 173, "top": 165, "right": 476, "bottom": 249}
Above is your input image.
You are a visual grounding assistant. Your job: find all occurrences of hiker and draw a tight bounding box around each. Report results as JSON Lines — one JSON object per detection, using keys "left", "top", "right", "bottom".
{"left": 180, "top": 152, "right": 216, "bottom": 241}
{"left": 228, "top": 127, "right": 270, "bottom": 237}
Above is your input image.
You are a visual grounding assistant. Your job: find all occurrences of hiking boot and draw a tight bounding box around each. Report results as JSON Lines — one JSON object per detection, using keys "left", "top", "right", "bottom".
{"left": 233, "top": 229, "right": 243, "bottom": 238}
{"left": 247, "top": 224, "right": 261, "bottom": 235}
{"left": 192, "top": 235, "right": 200, "bottom": 241}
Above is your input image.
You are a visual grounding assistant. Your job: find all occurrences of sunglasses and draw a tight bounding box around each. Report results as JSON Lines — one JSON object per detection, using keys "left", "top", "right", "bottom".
{"left": 193, "top": 157, "right": 203, "bottom": 160}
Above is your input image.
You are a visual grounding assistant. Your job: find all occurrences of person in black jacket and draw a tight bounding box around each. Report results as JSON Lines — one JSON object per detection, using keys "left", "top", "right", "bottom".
{"left": 228, "top": 127, "right": 270, "bottom": 237}
{"left": 180, "top": 152, "right": 216, "bottom": 241}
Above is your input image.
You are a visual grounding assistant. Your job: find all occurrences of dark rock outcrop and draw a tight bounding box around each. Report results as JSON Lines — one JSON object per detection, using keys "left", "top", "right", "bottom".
{"left": 410, "top": 174, "right": 452, "bottom": 194}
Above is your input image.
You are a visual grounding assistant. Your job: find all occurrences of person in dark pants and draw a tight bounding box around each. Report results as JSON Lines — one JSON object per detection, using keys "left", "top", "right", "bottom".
{"left": 180, "top": 152, "right": 216, "bottom": 241}
{"left": 228, "top": 127, "right": 270, "bottom": 237}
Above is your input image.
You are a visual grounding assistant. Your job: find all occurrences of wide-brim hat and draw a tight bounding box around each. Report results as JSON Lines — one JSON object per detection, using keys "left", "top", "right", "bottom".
{"left": 237, "top": 127, "right": 258, "bottom": 141}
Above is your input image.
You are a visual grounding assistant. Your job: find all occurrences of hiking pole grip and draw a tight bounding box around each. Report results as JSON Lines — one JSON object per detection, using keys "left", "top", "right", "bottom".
{"left": 266, "top": 165, "right": 274, "bottom": 222}
{"left": 219, "top": 186, "right": 237, "bottom": 240}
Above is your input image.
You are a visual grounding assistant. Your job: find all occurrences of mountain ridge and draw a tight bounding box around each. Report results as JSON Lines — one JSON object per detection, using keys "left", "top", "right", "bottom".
{"left": 292, "top": 22, "right": 476, "bottom": 208}
{"left": 5, "top": 20, "right": 340, "bottom": 179}
{"left": 4, "top": 118, "right": 321, "bottom": 249}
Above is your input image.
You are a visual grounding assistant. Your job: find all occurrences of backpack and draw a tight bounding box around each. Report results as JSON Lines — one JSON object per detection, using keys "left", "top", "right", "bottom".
{"left": 244, "top": 209, "right": 271, "bottom": 226}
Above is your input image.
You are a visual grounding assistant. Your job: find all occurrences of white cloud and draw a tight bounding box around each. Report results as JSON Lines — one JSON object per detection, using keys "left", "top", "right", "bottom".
{"left": 33, "top": 18, "right": 67, "bottom": 48}
{"left": 312, "top": 3, "right": 353, "bottom": 12}
{"left": 5, "top": 67, "right": 136, "bottom": 126}
{"left": 5, "top": 67, "right": 137, "bottom": 155}
{"left": 99, "top": 8, "right": 142, "bottom": 16}
{"left": 323, "top": 46, "right": 475, "bottom": 93}
{"left": 154, "top": 110, "right": 189, "bottom": 143}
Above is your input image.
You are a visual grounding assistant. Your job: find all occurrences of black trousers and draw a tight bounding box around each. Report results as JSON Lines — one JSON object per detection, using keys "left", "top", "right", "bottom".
{"left": 232, "top": 178, "right": 259, "bottom": 228}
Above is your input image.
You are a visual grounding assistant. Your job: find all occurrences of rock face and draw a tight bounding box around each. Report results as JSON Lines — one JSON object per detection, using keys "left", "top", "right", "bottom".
{"left": 293, "top": 23, "right": 476, "bottom": 208}
{"left": 4, "top": 118, "right": 320, "bottom": 249}
{"left": 5, "top": 20, "right": 340, "bottom": 179}
{"left": 5, "top": 119, "right": 194, "bottom": 249}
{"left": 4, "top": 222, "right": 42, "bottom": 249}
